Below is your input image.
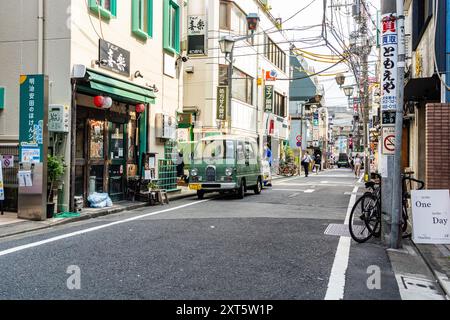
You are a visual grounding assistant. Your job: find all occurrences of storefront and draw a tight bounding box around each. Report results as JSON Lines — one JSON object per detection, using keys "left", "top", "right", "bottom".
{"left": 73, "top": 69, "right": 155, "bottom": 204}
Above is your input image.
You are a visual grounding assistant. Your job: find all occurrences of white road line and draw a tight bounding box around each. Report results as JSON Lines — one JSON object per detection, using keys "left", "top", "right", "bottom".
{"left": 304, "top": 189, "right": 315, "bottom": 193}
{"left": 324, "top": 185, "right": 359, "bottom": 300}
{"left": 0, "top": 200, "right": 210, "bottom": 258}
{"left": 288, "top": 193, "right": 300, "bottom": 198}
{"left": 271, "top": 189, "right": 307, "bottom": 192}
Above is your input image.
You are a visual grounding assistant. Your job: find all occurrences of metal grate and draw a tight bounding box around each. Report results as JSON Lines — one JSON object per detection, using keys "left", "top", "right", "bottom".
{"left": 206, "top": 166, "right": 216, "bottom": 182}
{"left": 324, "top": 224, "right": 353, "bottom": 237}
{"left": 157, "top": 141, "right": 178, "bottom": 192}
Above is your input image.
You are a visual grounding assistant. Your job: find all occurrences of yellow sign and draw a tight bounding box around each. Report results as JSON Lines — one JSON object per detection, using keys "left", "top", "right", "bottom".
{"left": 189, "top": 184, "right": 202, "bottom": 191}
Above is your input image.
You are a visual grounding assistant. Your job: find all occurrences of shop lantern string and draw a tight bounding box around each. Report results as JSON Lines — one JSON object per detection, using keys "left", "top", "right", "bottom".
{"left": 135, "top": 103, "right": 146, "bottom": 113}
{"left": 93, "top": 96, "right": 113, "bottom": 109}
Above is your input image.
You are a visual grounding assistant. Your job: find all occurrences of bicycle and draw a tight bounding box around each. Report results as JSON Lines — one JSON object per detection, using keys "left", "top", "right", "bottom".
{"left": 277, "top": 162, "right": 297, "bottom": 177}
{"left": 348, "top": 172, "right": 424, "bottom": 243}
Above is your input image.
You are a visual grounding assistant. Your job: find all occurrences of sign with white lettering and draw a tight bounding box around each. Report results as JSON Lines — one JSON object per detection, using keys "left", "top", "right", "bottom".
{"left": 380, "top": 14, "right": 398, "bottom": 112}
{"left": 411, "top": 190, "right": 450, "bottom": 244}
{"left": 188, "top": 15, "right": 207, "bottom": 55}
{"left": 99, "top": 39, "right": 130, "bottom": 77}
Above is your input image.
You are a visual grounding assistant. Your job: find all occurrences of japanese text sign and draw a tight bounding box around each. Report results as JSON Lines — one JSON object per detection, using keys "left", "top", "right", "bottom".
{"left": 216, "top": 86, "right": 228, "bottom": 121}
{"left": 99, "top": 39, "right": 130, "bottom": 77}
{"left": 19, "top": 75, "right": 46, "bottom": 163}
{"left": 265, "top": 85, "right": 274, "bottom": 113}
{"left": 380, "top": 14, "right": 398, "bottom": 112}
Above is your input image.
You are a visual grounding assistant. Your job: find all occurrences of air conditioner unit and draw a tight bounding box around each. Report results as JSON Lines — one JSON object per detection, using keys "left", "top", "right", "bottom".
{"left": 155, "top": 113, "right": 177, "bottom": 140}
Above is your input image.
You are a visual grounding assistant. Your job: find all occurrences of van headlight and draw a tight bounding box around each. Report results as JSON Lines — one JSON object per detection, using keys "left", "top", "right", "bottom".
{"left": 190, "top": 168, "right": 198, "bottom": 176}
{"left": 225, "top": 168, "right": 233, "bottom": 176}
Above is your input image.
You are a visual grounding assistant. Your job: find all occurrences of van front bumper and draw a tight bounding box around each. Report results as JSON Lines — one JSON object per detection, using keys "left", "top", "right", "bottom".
{"left": 189, "top": 182, "right": 237, "bottom": 191}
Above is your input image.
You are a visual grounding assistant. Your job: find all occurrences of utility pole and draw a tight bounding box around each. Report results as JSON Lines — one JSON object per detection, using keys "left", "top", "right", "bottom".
{"left": 391, "top": 0, "right": 406, "bottom": 249}
{"left": 380, "top": 0, "right": 399, "bottom": 247}
{"left": 360, "top": 0, "right": 371, "bottom": 182}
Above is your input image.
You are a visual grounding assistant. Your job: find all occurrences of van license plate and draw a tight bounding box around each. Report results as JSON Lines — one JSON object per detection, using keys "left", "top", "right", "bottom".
{"left": 189, "top": 184, "right": 202, "bottom": 190}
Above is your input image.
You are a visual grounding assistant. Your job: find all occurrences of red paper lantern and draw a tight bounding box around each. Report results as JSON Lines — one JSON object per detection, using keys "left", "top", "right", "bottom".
{"left": 94, "top": 96, "right": 105, "bottom": 108}
{"left": 136, "top": 104, "right": 146, "bottom": 113}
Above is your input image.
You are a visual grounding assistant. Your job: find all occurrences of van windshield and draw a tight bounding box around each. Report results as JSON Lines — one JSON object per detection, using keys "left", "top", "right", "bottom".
{"left": 194, "top": 139, "right": 235, "bottom": 164}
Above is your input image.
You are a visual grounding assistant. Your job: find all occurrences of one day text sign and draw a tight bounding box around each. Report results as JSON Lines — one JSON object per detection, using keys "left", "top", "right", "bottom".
{"left": 411, "top": 190, "right": 450, "bottom": 244}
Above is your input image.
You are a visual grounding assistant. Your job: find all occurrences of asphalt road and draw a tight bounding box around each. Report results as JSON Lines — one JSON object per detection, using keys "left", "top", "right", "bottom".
{"left": 0, "top": 169, "right": 400, "bottom": 300}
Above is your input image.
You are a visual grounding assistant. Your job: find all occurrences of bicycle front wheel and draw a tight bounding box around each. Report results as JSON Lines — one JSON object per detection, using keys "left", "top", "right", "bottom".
{"left": 349, "top": 194, "right": 379, "bottom": 243}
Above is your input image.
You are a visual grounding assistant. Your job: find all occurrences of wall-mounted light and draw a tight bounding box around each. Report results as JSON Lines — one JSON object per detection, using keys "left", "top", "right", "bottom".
{"left": 185, "top": 66, "right": 194, "bottom": 74}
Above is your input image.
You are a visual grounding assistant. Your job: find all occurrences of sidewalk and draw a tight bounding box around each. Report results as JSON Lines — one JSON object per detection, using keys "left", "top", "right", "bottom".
{"left": 414, "top": 243, "right": 450, "bottom": 298}
{"left": 0, "top": 186, "right": 196, "bottom": 239}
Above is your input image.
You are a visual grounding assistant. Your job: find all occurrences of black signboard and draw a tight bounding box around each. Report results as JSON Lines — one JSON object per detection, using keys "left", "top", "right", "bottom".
{"left": 382, "top": 110, "right": 396, "bottom": 125}
{"left": 188, "top": 35, "right": 206, "bottom": 55}
{"left": 99, "top": 39, "right": 130, "bottom": 77}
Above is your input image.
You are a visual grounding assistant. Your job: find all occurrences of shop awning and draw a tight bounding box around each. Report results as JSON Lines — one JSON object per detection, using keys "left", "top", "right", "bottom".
{"left": 79, "top": 69, "right": 156, "bottom": 104}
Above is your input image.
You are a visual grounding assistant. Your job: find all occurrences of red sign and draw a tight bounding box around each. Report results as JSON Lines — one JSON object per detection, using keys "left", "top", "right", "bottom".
{"left": 269, "top": 119, "right": 275, "bottom": 135}
{"left": 265, "top": 70, "right": 277, "bottom": 81}
{"left": 382, "top": 19, "right": 396, "bottom": 34}
{"left": 384, "top": 134, "right": 395, "bottom": 152}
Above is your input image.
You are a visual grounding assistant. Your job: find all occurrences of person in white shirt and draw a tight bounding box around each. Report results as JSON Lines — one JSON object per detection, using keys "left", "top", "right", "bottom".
{"left": 354, "top": 154, "right": 362, "bottom": 178}
{"left": 301, "top": 152, "right": 312, "bottom": 177}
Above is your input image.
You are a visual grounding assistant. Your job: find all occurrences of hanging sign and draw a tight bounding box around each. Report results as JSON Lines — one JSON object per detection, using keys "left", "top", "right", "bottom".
{"left": 1, "top": 155, "right": 14, "bottom": 169}
{"left": 411, "top": 190, "right": 450, "bottom": 244}
{"left": 19, "top": 75, "right": 46, "bottom": 163}
{"left": 264, "top": 85, "right": 274, "bottom": 112}
{"left": 188, "top": 15, "right": 207, "bottom": 55}
{"left": 99, "top": 39, "right": 130, "bottom": 77}
{"left": 216, "top": 86, "right": 228, "bottom": 121}
{"left": 382, "top": 126, "right": 395, "bottom": 155}
{"left": 380, "top": 14, "right": 398, "bottom": 112}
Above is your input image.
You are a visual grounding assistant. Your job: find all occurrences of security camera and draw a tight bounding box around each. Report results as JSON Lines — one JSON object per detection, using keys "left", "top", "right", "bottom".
{"left": 99, "top": 59, "right": 108, "bottom": 66}
{"left": 181, "top": 56, "right": 189, "bottom": 63}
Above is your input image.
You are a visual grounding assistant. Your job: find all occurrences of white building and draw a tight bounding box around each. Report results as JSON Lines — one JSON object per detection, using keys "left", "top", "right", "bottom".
{"left": 182, "top": 0, "right": 291, "bottom": 164}
{"left": 0, "top": 0, "right": 186, "bottom": 216}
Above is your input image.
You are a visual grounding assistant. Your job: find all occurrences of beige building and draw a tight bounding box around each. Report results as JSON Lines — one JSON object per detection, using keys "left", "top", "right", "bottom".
{"left": 0, "top": 0, "right": 186, "bottom": 216}
{"left": 182, "top": 0, "right": 291, "bottom": 165}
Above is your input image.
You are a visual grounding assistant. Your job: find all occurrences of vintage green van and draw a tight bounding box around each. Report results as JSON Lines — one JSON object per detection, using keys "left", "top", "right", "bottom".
{"left": 188, "top": 135, "right": 263, "bottom": 199}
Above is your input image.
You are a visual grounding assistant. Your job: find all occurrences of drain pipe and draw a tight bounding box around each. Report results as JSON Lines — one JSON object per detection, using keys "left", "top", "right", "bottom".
{"left": 38, "top": 0, "right": 44, "bottom": 73}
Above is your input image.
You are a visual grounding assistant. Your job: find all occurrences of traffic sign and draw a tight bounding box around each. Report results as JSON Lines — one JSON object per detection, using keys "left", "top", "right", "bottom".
{"left": 296, "top": 135, "right": 302, "bottom": 142}
{"left": 1, "top": 155, "right": 14, "bottom": 169}
{"left": 382, "top": 127, "right": 395, "bottom": 155}
{"left": 296, "top": 141, "right": 302, "bottom": 147}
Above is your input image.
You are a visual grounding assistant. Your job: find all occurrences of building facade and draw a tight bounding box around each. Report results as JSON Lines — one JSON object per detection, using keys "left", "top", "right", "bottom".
{"left": 182, "top": 0, "right": 290, "bottom": 169}
{"left": 0, "top": 0, "right": 186, "bottom": 216}
{"left": 403, "top": 0, "right": 449, "bottom": 189}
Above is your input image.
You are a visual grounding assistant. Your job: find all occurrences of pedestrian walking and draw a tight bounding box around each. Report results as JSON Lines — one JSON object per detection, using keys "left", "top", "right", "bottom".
{"left": 354, "top": 153, "right": 362, "bottom": 178}
{"left": 301, "top": 152, "right": 312, "bottom": 177}
{"left": 314, "top": 153, "right": 322, "bottom": 174}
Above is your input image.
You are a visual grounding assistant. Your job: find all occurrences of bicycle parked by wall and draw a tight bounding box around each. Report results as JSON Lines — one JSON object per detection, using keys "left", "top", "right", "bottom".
{"left": 348, "top": 172, "right": 425, "bottom": 243}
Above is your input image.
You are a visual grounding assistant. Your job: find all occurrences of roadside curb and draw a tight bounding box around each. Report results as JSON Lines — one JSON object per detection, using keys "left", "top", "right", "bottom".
{"left": 0, "top": 191, "right": 197, "bottom": 240}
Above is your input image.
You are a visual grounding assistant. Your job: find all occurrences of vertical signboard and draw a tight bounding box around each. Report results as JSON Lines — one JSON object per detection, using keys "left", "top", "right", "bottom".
{"left": 18, "top": 74, "right": 48, "bottom": 221}
{"left": 187, "top": 15, "right": 207, "bottom": 55}
{"left": 265, "top": 85, "right": 274, "bottom": 113}
{"left": 380, "top": 15, "right": 398, "bottom": 113}
{"left": 216, "top": 86, "right": 228, "bottom": 121}
{"left": 19, "top": 75, "right": 46, "bottom": 163}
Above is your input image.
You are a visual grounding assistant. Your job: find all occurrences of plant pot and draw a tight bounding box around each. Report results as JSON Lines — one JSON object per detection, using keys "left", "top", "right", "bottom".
{"left": 47, "top": 203, "right": 55, "bottom": 219}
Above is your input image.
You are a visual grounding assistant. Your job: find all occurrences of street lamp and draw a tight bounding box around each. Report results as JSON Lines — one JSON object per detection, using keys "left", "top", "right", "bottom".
{"left": 218, "top": 13, "right": 259, "bottom": 134}
{"left": 335, "top": 73, "right": 346, "bottom": 87}
{"left": 343, "top": 85, "right": 354, "bottom": 98}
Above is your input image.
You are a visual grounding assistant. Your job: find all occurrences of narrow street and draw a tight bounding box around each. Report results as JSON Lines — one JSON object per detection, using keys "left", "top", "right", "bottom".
{"left": 0, "top": 169, "right": 400, "bottom": 300}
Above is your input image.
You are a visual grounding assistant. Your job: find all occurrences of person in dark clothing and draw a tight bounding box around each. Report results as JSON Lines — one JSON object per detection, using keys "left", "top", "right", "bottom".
{"left": 301, "top": 152, "right": 312, "bottom": 177}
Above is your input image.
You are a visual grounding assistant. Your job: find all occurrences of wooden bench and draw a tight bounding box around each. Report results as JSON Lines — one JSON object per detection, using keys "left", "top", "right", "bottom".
{"left": 149, "top": 189, "right": 169, "bottom": 206}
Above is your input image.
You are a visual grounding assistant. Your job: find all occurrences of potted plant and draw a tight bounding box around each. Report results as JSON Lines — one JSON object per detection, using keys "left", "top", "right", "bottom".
{"left": 47, "top": 155, "right": 65, "bottom": 218}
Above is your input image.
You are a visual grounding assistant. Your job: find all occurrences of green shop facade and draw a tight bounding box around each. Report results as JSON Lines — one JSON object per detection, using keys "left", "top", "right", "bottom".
{"left": 72, "top": 68, "right": 156, "bottom": 205}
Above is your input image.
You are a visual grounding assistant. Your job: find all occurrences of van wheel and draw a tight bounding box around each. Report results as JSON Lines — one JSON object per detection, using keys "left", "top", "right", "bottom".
{"left": 197, "top": 190, "right": 205, "bottom": 200}
{"left": 254, "top": 177, "right": 262, "bottom": 194}
{"left": 236, "top": 180, "right": 245, "bottom": 199}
